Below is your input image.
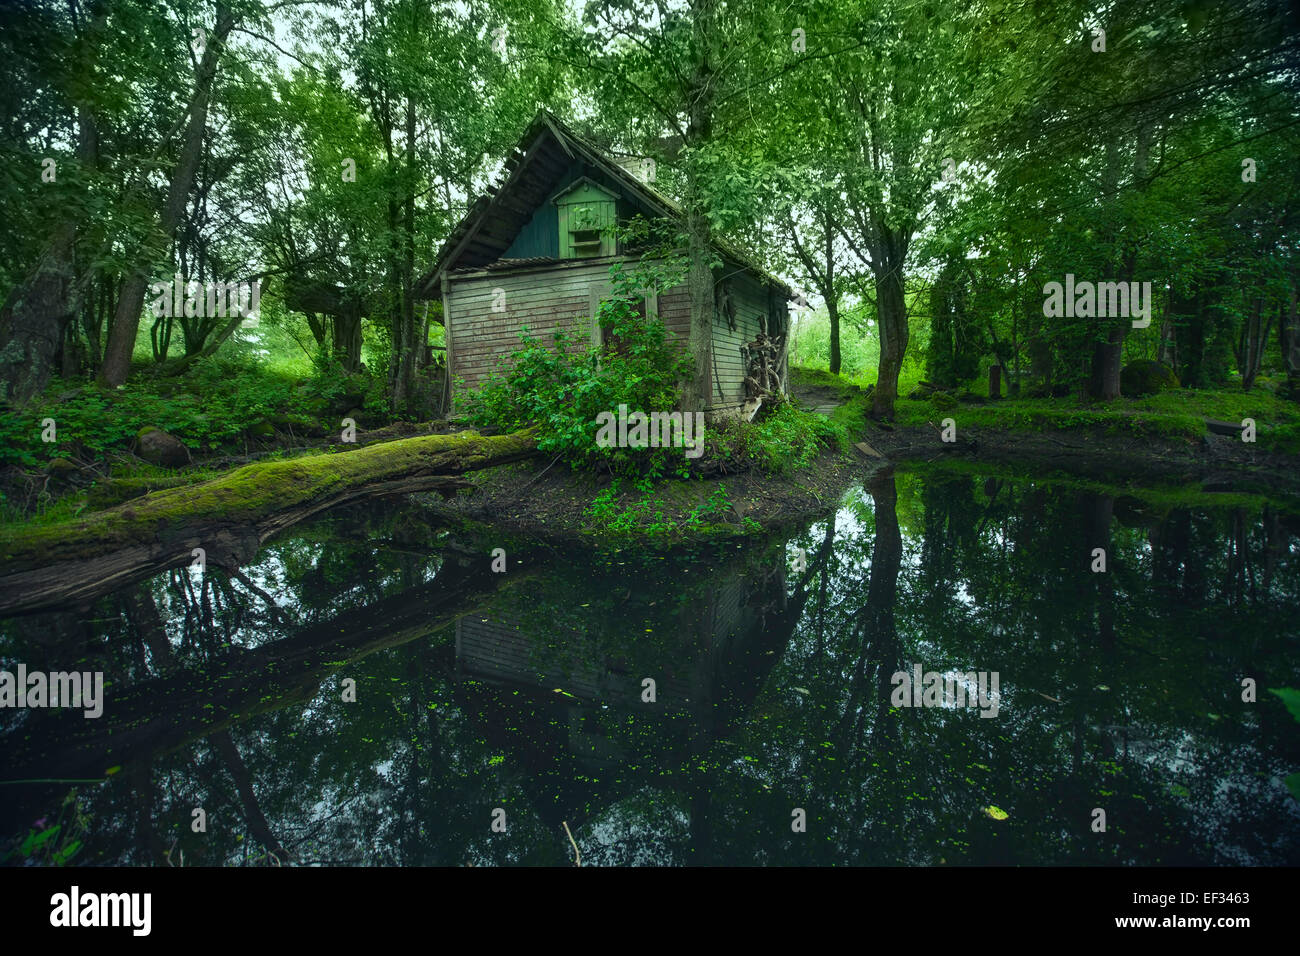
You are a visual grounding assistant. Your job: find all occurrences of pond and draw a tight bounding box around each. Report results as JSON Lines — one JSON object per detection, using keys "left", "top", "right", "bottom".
{"left": 3, "top": 466, "right": 1298, "bottom": 866}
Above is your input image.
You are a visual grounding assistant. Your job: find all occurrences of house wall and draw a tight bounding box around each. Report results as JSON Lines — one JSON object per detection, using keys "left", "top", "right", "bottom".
{"left": 446, "top": 257, "right": 780, "bottom": 411}
{"left": 709, "top": 272, "right": 772, "bottom": 405}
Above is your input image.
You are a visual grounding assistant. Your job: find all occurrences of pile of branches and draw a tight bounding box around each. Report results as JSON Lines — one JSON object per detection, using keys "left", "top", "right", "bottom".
{"left": 742, "top": 332, "right": 785, "bottom": 397}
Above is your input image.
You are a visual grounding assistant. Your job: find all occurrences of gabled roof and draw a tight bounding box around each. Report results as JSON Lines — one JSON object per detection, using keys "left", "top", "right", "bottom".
{"left": 416, "top": 110, "right": 793, "bottom": 299}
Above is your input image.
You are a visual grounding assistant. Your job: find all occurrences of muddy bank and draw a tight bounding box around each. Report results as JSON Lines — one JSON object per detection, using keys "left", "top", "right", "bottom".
{"left": 414, "top": 448, "right": 874, "bottom": 543}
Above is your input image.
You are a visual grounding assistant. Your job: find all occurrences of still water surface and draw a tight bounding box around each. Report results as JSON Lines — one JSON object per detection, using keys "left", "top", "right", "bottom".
{"left": 3, "top": 467, "right": 1298, "bottom": 865}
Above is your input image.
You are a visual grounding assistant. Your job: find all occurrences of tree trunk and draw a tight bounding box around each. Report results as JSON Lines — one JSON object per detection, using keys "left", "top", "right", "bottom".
{"left": 681, "top": 0, "right": 717, "bottom": 412}
{"left": 0, "top": 2, "right": 104, "bottom": 406}
{"left": 0, "top": 227, "right": 77, "bottom": 405}
{"left": 0, "top": 428, "right": 538, "bottom": 615}
{"left": 395, "top": 92, "right": 420, "bottom": 406}
{"left": 827, "top": 294, "right": 841, "bottom": 376}
{"left": 1283, "top": 282, "right": 1299, "bottom": 398}
{"left": 1087, "top": 322, "right": 1125, "bottom": 400}
{"left": 98, "top": 3, "right": 236, "bottom": 387}
{"left": 872, "top": 263, "right": 908, "bottom": 420}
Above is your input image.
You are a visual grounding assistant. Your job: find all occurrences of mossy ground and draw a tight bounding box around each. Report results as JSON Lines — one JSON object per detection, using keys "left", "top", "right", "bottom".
{"left": 886, "top": 375, "right": 1300, "bottom": 453}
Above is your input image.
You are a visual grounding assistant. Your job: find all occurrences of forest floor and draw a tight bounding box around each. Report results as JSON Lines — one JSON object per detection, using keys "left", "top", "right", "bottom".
{"left": 7, "top": 366, "right": 1299, "bottom": 551}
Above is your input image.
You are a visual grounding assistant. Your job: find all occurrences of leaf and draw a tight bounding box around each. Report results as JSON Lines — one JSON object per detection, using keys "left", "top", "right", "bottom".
{"left": 24, "top": 824, "right": 62, "bottom": 854}
{"left": 1285, "top": 773, "right": 1300, "bottom": 803}
{"left": 981, "top": 805, "right": 1009, "bottom": 821}
{"left": 1269, "top": 688, "right": 1300, "bottom": 723}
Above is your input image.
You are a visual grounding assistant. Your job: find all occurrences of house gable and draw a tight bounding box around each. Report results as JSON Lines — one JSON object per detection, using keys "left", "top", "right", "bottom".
{"left": 416, "top": 111, "right": 794, "bottom": 303}
{"left": 501, "top": 168, "right": 643, "bottom": 261}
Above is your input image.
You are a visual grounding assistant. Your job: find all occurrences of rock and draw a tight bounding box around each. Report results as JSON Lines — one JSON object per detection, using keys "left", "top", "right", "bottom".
{"left": 48, "top": 457, "right": 77, "bottom": 475}
{"left": 136, "top": 427, "right": 190, "bottom": 468}
{"left": 1120, "top": 359, "right": 1179, "bottom": 397}
{"left": 931, "top": 391, "right": 958, "bottom": 410}
{"left": 907, "top": 384, "right": 934, "bottom": 400}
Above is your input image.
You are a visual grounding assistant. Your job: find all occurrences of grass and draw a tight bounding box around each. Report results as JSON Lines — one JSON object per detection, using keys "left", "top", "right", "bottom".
{"left": 796, "top": 364, "right": 1300, "bottom": 453}
{"left": 886, "top": 382, "right": 1300, "bottom": 452}
{"left": 898, "top": 455, "right": 1300, "bottom": 516}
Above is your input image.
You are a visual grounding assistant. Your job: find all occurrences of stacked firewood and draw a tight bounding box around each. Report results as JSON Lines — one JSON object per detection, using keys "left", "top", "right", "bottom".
{"left": 742, "top": 332, "right": 786, "bottom": 397}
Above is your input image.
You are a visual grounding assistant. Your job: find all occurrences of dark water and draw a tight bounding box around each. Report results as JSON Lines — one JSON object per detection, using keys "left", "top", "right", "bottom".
{"left": 3, "top": 467, "right": 1298, "bottom": 866}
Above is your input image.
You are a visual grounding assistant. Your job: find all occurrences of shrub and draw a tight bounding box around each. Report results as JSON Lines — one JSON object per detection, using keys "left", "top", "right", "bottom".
{"left": 463, "top": 260, "right": 693, "bottom": 474}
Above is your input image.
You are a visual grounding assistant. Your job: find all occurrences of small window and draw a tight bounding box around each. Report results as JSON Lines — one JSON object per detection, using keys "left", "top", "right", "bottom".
{"left": 571, "top": 229, "right": 602, "bottom": 257}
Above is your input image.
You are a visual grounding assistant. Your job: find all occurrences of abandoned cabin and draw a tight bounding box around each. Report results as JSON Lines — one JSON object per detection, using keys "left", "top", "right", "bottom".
{"left": 415, "top": 111, "right": 794, "bottom": 418}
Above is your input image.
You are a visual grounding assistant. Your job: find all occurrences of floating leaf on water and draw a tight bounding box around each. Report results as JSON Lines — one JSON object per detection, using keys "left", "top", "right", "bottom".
{"left": 982, "top": 805, "right": 1009, "bottom": 821}
{"left": 104, "top": 766, "right": 121, "bottom": 776}
{"left": 1269, "top": 688, "right": 1300, "bottom": 722}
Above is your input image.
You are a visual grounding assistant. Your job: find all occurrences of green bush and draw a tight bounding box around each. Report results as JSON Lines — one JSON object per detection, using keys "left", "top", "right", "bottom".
{"left": 706, "top": 398, "right": 842, "bottom": 475}
{"left": 463, "top": 260, "right": 693, "bottom": 474}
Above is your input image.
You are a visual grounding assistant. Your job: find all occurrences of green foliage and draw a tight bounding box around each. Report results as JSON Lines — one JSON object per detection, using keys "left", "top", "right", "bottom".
{"left": 2, "top": 789, "right": 89, "bottom": 866}
{"left": 1270, "top": 689, "right": 1300, "bottom": 802}
{"left": 463, "top": 261, "right": 693, "bottom": 474}
{"left": 1121, "top": 359, "right": 1181, "bottom": 397}
{"left": 927, "top": 256, "right": 987, "bottom": 387}
{"left": 585, "top": 477, "right": 739, "bottom": 540}
{"left": 708, "top": 400, "right": 842, "bottom": 476}
{"left": 0, "top": 358, "right": 299, "bottom": 470}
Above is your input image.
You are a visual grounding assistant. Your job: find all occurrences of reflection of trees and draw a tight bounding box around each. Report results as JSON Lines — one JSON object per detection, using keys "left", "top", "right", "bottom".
{"left": 3, "top": 483, "right": 1297, "bottom": 866}
{"left": 833, "top": 470, "right": 903, "bottom": 760}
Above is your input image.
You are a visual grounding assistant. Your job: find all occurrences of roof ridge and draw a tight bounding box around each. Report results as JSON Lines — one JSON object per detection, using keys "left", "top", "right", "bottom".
{"left": 417, "top": 110, "right": 793, "bottom": 299}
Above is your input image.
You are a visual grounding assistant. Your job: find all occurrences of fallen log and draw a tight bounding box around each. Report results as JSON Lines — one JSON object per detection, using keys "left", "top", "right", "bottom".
{"left": 0, "top": 428, "right": 538, "bottom": 615}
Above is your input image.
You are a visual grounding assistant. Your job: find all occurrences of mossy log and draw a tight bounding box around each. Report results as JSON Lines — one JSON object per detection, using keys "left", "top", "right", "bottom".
{"left": 0, "top": 428, "right": 538, "bottom": 615}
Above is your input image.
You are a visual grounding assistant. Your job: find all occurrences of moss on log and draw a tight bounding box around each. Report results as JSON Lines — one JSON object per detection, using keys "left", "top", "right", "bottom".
{"left": 0, "top": 428, "right": 537, "bottom": 614}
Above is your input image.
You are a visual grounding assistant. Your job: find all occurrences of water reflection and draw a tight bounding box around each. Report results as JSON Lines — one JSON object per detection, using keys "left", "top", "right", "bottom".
{"left": 2, "top": 468, "right": 1298, "bottom": 866}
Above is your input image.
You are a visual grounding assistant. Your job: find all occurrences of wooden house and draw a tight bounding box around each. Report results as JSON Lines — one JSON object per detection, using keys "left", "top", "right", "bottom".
{"left": 415, "top": 111, "right": 794, "bottom": 416}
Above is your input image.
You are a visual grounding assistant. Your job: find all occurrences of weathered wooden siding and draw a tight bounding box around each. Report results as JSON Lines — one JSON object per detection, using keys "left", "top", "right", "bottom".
{"left": 655, "top": 287, "right": 693, "bottom": 347}
{"left": 447, "top": 258, "right": 691, "bottom": 404}
{"left": 710, "top": 274, "right": 769, "bottom": 404}
{"left": 447, "top": 257, "right": 784, "bottom": 411}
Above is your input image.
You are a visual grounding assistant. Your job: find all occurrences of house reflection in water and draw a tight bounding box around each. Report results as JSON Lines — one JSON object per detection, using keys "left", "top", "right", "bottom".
{"left": 451, "top": 552, "right": 804, "bottom": 834}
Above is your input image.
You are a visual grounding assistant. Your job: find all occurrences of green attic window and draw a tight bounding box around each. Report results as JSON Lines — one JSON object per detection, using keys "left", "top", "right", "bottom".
{"left": 554, "top": 178, "right": 618, "bottom": 259}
